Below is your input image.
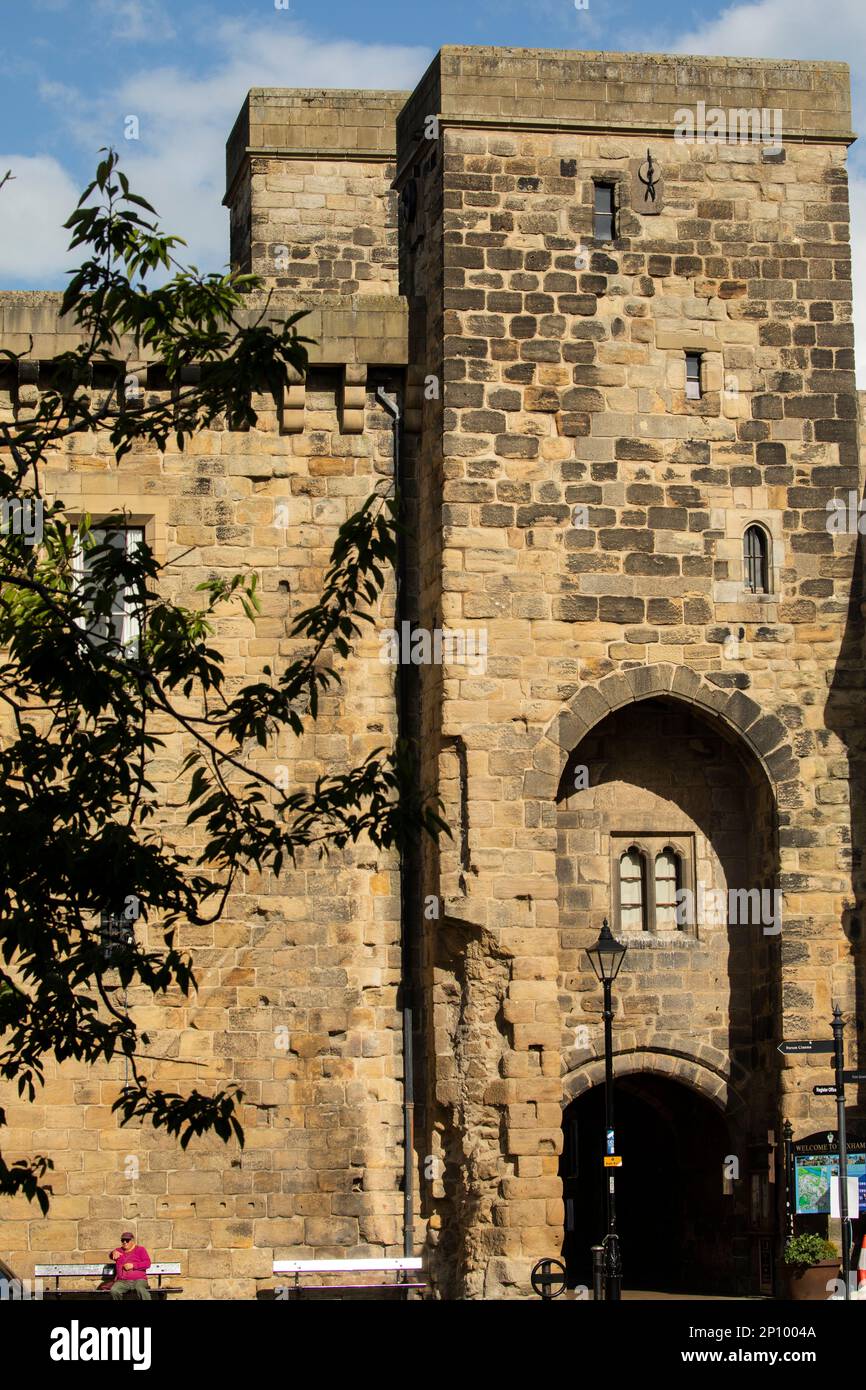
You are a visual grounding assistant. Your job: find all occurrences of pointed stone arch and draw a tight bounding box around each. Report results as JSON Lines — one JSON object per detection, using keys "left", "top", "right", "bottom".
{"left": 524, "top": 663, "right": 798, "bottom": 804}
{"left": 562, "top": 1046, "right": 750, "bottom": 1119}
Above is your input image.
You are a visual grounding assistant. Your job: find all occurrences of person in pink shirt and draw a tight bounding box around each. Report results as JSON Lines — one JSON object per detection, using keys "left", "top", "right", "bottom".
{"left": 107, "top": 1231, "right": 152, "bottom": 1300}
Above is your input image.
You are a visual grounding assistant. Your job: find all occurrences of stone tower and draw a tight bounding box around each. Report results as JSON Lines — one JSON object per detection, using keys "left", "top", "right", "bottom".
{"left": 387, "top": 47, "right": 864, "bottom": 1299}
{"left": 0, "top": 47, "right": 863, "bottom": 1300}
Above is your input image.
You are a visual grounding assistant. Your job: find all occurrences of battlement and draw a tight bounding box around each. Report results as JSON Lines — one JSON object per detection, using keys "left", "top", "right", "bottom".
{"left": 226, "top": 88, "right": 408, "bottom": 192}
{"left": 224, "top": 49, "right": 854, "bottom": 302}
{"left": 0, "top": 290, "right": 409, "bottom": 440}
{"left": 225, "top": 89, "right": 408, "bottom": 289}
{"left": 0, "top": 291, "right": 408, "bottom": 368}
{"left": 399, "top": 46, "right": 854, "bottom": 146}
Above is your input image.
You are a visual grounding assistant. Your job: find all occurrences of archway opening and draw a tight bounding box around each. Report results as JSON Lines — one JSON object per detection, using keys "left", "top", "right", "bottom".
{"left": 555, "top": 693, "right": 782, "bottom": 1294}
{"left": 561, "top": 1073, "right": 738, "bottom": 1295}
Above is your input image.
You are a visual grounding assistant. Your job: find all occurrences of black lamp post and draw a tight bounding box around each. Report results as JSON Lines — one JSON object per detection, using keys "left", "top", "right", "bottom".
{"left": 586, "top": 918, "right": 628, "bottom": 1301}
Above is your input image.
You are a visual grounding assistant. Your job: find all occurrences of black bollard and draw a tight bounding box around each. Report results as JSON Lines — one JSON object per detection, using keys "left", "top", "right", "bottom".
{"left": 591, "top": 1244, "right": 605, "bottom": 1302}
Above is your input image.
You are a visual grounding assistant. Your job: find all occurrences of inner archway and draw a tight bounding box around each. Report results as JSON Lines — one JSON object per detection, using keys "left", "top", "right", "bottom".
{"left": 561, "top": 1074, "right": 737, "bottom": 1294}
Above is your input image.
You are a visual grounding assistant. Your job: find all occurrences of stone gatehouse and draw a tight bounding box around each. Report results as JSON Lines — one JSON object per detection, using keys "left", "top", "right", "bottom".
{"left": 1, "top": 45, "right": 864, "bottom": 1299}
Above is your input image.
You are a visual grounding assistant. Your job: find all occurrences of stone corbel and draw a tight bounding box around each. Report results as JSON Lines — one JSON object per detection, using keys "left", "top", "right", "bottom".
{"left": 17, "top": 359, "right": 39, "bottom": 409}
{"left": 340, "top": 364, "right": 366, "bottom": 434}
{"left": 280, "top": 367, "right": 305, "bottom": 434}
{"left": 404, "top": 365, "right": 425, "bottom": 435}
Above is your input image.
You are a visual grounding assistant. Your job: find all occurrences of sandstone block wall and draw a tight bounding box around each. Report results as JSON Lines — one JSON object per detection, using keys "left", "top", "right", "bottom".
{"left": 0, "top": 295, "right": 409, "bottom": 1298}
{"left": 226, "top": 89, "right": 407, "bottom": 291}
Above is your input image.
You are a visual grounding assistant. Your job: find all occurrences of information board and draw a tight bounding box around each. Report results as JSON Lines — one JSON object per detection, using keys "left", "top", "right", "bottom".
{"left": 794, "top": 1150, "right": 866, "bottom": 1215}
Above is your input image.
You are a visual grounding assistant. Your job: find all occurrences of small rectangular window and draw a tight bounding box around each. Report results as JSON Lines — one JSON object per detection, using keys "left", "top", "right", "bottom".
{"left": 593, "top": 182, "right": 615, "bottom": 241}
{"left": 685, "top": 351, "right": 702, "bottom": 400}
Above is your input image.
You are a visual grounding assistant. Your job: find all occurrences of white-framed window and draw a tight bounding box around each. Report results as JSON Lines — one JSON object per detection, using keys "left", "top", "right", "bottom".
{"left": 73, "top": 524, "right": 145, "bottom": 657}
{"left": 618, "top": 846, "right": 647, "bottom": 931}
{"left": 654, "top": 847, "right": 681, "bottom": 931}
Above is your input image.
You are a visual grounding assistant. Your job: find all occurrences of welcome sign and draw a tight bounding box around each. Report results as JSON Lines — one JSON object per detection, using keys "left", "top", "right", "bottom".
{"left": 791, "top": 1133, "right": 866, "bottom": 1215}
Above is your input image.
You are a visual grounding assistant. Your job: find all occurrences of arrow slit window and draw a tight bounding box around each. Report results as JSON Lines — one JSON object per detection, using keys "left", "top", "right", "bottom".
{"left": 685, "top": 351, "right": 702, "bottom": 400}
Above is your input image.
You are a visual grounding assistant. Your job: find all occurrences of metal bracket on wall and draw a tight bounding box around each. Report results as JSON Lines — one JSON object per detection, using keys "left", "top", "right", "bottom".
{"left": 442, "top": 733, "right": 471, "bottom": 894}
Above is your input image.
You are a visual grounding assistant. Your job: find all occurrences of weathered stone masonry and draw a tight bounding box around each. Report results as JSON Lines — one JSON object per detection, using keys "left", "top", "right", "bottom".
{"left": 398, "top": 47, "right": 864, "bottom": 1298}
{"left": 1, "top": 47, "right": 864, "bottom": 1298}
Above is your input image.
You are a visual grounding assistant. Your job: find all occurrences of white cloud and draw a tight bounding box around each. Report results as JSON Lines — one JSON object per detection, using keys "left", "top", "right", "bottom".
{"left": 92, "top": 0, "right": 176, "bottom": 44}
{"left": 670, "top": 0, "right": 866, "bottom": 61}
{"left": 0, "top": 156, "right": 80, "bottom": 281}
{"left": 32, "top": 0, "right": 175, "bottom": 38}
{"left": 31, "top": 19, "right": 430, "bottom": 278}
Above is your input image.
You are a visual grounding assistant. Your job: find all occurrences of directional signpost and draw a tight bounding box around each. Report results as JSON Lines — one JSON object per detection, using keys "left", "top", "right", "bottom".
{"left": 780, "top": 1009, "right": 856, "bottom": 1300}
{"left": 832, "top": 1007, "right": 851, "bottom": 1303}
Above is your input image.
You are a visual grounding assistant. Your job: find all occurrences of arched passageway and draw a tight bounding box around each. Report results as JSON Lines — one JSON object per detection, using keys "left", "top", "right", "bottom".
{"left": 561, "top": 1074, "right": 738, "bottom": 1294}
{"left": 554, "top": 690, "right": 783, "bottom": 1294}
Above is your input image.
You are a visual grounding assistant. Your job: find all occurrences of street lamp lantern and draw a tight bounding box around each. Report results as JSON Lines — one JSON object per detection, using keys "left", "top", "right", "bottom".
{"left": 585, "top": 917, "right": 628, "bottom": 1302}
{"left": 586, "top": 918, "right": 627, "bottom": 984}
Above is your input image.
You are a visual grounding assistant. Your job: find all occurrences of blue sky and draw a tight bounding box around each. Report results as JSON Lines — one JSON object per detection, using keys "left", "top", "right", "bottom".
{"left": 1, "top": 0, "right": 864, "bottom": 374}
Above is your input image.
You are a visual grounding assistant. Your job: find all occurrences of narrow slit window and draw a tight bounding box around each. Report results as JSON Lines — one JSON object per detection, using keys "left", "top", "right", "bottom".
{"left": 744, "top": 524, "right": 770, "bottom": 594}
{"left": 685, "top": 351, "right": 702, "bottom": 400}
{"left": 593, "top": 182, "right": 615, "bottom": 241}
{"left": 654, "top": 849, "right": 681, "bottom": 931}
{"left": 619, "top": 846, "right": 646, "bottom": 932}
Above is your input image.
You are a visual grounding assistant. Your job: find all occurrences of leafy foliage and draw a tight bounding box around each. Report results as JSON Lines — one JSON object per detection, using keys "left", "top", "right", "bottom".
{"left": 0, "top": 151, "right": 447, "bottom": 1209}
{"left": 783, "top": 1233, "right": 839, "bottom": 1267}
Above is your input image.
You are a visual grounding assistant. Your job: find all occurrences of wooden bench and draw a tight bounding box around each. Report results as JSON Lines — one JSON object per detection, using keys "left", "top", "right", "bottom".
{"left": 35, "top": 1263, "right": 182, "bottom": 1300}
{"left": 271, "top": 1257, "right": 425, "bottom": 1301}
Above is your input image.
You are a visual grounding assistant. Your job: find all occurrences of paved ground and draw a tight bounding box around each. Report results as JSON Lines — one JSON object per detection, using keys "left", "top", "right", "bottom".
{"left": 621, "top": 1290, "right": 762, "bottom": 1301}
{"left": 562, "top": 1288, "right": 765, "bottom": 1300}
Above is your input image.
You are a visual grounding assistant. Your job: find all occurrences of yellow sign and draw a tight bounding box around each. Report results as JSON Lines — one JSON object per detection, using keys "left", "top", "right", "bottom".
{"left": 603, "top": 1156, "right": 622, "bottom": 1167}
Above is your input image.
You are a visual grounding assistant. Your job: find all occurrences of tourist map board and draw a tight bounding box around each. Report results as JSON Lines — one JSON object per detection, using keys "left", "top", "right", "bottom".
{"left": 794, "top": 1146, "right": 866, "bottom": 1214}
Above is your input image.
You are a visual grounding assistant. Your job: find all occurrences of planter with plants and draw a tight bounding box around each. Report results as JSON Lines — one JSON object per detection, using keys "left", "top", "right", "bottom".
{"left": 784, "top": 1234, "right": 840, "bottom": 1300}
